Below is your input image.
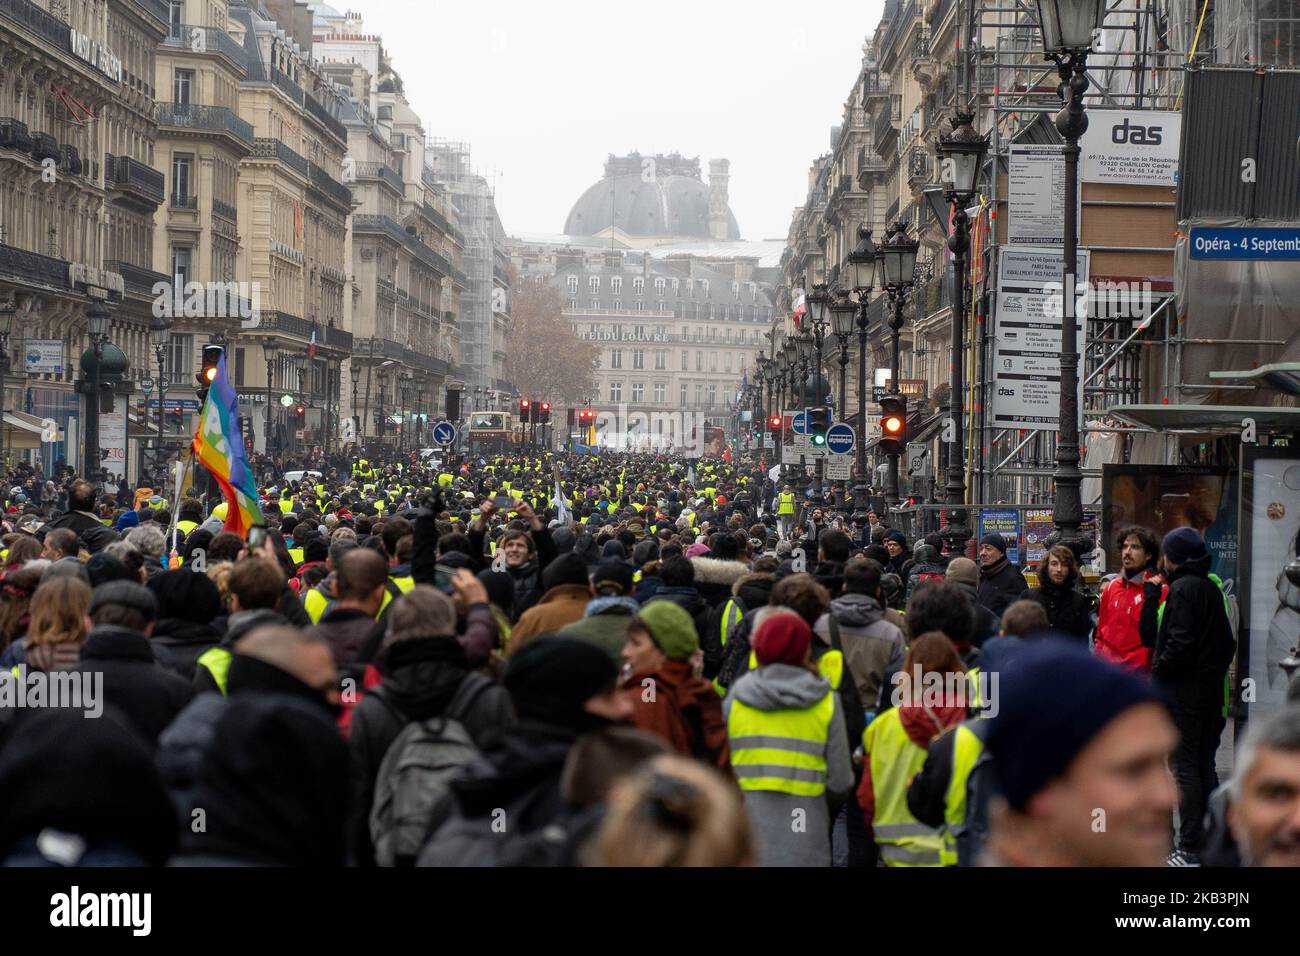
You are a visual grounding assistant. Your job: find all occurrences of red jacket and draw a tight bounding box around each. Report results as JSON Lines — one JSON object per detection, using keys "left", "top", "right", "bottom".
{"left": 1094, "top": 571, "right": 1162, "bottom": 671}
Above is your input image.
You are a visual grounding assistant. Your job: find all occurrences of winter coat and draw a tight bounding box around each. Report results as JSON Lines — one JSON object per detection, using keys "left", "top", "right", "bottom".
{"left": 75, "top": 625, "right": 193, "bottom": 747}
{"left": 347, "top": 637, "right": 516, "bottom": 867}
{"left": 151, "top": 618, "right": 222, "bottom": 682}
{"left": 44, "top": 509, "right": 102, "bottom": 537}
{"left": 417, "top": 720, "right": 584, "bottom": 866}
{"left": 192, "top": 609, "right": 288, "bottom": 695}
{"left": 813, "top": 592, "right": 906, "bottom": 710}
{"left": 1021, "top": 573, "right": 1094, "bottom": 642}
{"left": 953, "top": 580, "right": 999, "bottom": 647}
{"left": 558, "top": 596, "right": 638, "bottom": 662}
{"left": 623, "top": 658, "right": 729, "bottom": 770}
{"left": 650, "top": 586, "right": 712, "bottom": 646}
{"left": 633, "top": 570, "right": 664, "bottom": 605}
{"left": 724, "top": 664, "right": 852, "bottom": 867}
{"left": 508, "top": 584, "right": 591, "bottom": 653}
{"left": 690, "top": 556, "right": 751, "bottom": 608}
{"left": 310, "top": 606, "right": 382, "bottom": 670}
{"left": 702, "top": 571, "right": 773, "bottom": 679}
{"left": 1139, "top": 555, "right": 1235, "bottom": 710}
{"left": 976, "top": 556, "right": 1029, "bottom": 618}
{"left": 906, "top": 561, "right": 949, "bottom": 602}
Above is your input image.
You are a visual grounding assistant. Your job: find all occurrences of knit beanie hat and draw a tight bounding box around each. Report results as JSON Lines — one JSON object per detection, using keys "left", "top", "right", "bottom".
{"left": 1161, "top": 526, "right": 1208, "bottom": 566}
{"left": 980, "top": 533, "right": 1008, "bottom": 555}
{"left": 635, "top": 600, "right": 699, "bottom": 662}
{"left": 945, "top": 556, "right": 980, "bottom": 586}
{"left": 986, "top": 639, "right": 1164, "bottom": 811}
{"left": 503, "top": 636, "right": 619, "bottom": 726}
{"left": 543, "top": 552, "right": 591, "bottom": 592}
{"left": 752, "top": 612, "right": 812, "bottom": 666}
{"left": 884, "top": 530, "right": 907, "bottom": 547}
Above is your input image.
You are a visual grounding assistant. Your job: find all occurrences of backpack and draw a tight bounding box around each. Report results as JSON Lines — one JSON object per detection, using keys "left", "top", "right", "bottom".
{"left": 368, "top": 673, "right": 493, "bottom": 867}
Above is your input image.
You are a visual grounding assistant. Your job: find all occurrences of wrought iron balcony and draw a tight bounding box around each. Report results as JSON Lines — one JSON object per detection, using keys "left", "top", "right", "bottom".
{"left": 874, "top": 107, "right": 898, "bottom": 156}
{"left": 350, "top": 161, "right": 404, "bottom": 193}
{"left": 0, "top": 118, "right": 34, "bottom": 154}
{"left": 105, "top": 259, "right": 170, "bottom": 297}
{"left": 212, "top": 198, "right": 238, "bottom": 223}
{"left": 308, "top": 161, "right": 351, "bottom": 211}
{"left": 304, "top": 93, "right": 347, "bottom": 142}
{"left": 252, "top": 137, "right": 308, "bottom": 177}
{"left": 31, "top": 131, "right": 59, "bottom": 162}
{"left": 163, "top": 23, "right": 247, "bottom": 73}
{"left": 170, "top": 193, "right": 198, "bottom": 209}
{"left": 0, "top": 0, "right": 70, "bottom": 50}
{"left": 269, "top": 68, "right": 305, "bottom": 105}
{"left": 105, "top": 154, "right": 165, "bottom": 204}
{"left": 421, "top": 202, "right": 452, "bottom": 235}
{"left": 0, "top": 242, "right": 69, "bottom": 290}
{"left": 157, "top": 103, "right": 254, "bottom": 147}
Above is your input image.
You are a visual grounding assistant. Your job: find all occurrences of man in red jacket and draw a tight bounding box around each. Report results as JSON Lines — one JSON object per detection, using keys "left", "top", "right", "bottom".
{"left": 1094, "top": 526, "right": 1161, "bottom": 671}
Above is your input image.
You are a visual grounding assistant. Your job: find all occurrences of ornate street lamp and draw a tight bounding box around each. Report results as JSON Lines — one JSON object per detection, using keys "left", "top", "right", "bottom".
{"left": 149, "top": 314, "right": 172, "bottom": 486}
{"left": 878, "top": 222, "right": 919, "bottom": 510}
{"left": 262, "top": 338, "right": 279, "bottom": 459}
{"left": 0, "top": 302, "right": 13, "bottom": 468}
{"left": 1036, "top": 0, "right": 1106, "bottom": 560}
{"left": 935, "top": 111, "right": 989, "bottom": 558}
{"left": 829, "top": 291, "right": 858, "bottom": 513}
{"left": 847, "top": 226, "right": 877, "bottom": 519}
{"left": 84, "top": 299, "right": 111, "bottom": 485}
{"left": 349, "top": 361, "right": 361, "bottom": 449}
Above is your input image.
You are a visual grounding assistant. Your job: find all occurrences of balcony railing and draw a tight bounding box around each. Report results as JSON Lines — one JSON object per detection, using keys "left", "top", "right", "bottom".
{"left": 0, "top": 118, "right": 34, "bottom": 154}
{"left": 354, "top": 215, "right": 453, "bottom": 278}
{"left": 351, "top": 160, "right": 403, "bottom": 193}
{"left": 134, "top": 0, "right": 169, "bottom": 27}
{"left": 252, "top": 137, "right": 308, "bottom": 177}
{"left": 269, "top": 68, "right": 305, "bottom": 105}
{"left": 0, "top": 0, "right": 70, "bottom": 50}
{"left": 31, "top": 131, "right": 58, "bottom": 162}
{"left": 323, "top": 323, "right": 353, "bottom": 350}
{"left": 157, "top": 103, "right": 254, "bottom": 146}
{"left": 308, "top": 161, "right": 351, "bottom": 211}
{"left": 105, "top": 259, "right": 170, "bottom": 297}
{"left": 164, "top": 24, "right": 247, "bottom": 73}
{"left": 212, "top": 198, "right": 238, "bottom": 223}
{"left": 170, "top": 193, "right": 198, "bottom": 209}
{"left": 105, "top": 154, "right": 165, "bottom": 203}
{"left": 303, "top": 93, "right": 347, "bottom": 142}
{"left": 0, "top": 242, "right": 69, "bottom": 290}
{"left": 908, "top": 147, "right": 931, "bottom": 183}
{"left": 881, "top": 0, "right": 918, "bottom": 61}
{"left": 874, "top": 107, "right": 898, "bottom": 155}
{"left": 421, "top": 201, "right": 452, "bottom": 235}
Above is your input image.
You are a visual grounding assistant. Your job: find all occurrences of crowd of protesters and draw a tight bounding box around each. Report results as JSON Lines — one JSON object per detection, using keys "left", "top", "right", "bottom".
{"left": 0, "top": 449, "right": 1295, "bottom": 869}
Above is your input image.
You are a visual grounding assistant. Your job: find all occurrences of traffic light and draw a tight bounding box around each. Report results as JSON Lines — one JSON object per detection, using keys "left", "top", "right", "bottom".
{"left": 539, "top": 401, "right": 551, "bottom": 425}
{"left": 807, "top": 405, "right": 830, "bottom": 447}
{"left": 519, "top": 398, "right": 531, "bottom": 420}
{"left": 879, "top": 395, "right": 907, "bottom": 456}
{"left": 768, "top": 415, "right": 782, "bottom": 432}
{"left": 196, "top": 345, "right": 224, "bottom": 403}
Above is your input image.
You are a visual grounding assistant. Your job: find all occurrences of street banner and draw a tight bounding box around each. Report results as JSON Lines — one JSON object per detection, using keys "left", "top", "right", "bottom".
{"left": 99, "top": 401, "right": 127, "bottom": 485}
{"left": 1081, "top": 109, "right": 1181, "bottom": 187}
{"left": 23, "top": 340, "right": 65, "bottom": 375}
{"left": 979, "top": 508, "right": 1022, "bottom": 565}
{"left": 1023, "top": 508, "right": 1055, "bottom": 566}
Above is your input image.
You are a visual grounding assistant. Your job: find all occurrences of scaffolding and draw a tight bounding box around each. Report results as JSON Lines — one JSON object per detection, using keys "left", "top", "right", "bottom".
{"left": 927, "top": 0, "right": 1292, "bottom": 506}
{"left": 427, "top": 138, "right": 495, "bottom": 393}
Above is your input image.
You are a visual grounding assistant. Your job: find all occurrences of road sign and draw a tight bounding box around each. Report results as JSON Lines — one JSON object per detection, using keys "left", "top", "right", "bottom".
{"left": 432, "top": 420, "right": 456, "bottom": 446}
{"left": 825, "top": 422, "right": 855, "bottom": 455}
{"left": 340, "top": 417, "right": 356, "bottom": 443}
{"left": 791, "top": 411, "right": 807, "bottom": 434}
{"left": 825, "top": 455, "right": 852, "bottom": 481}
{"left": 146, "top": 398, "right": 201, "bottom": 410}
{"left": 40, "top": 418, "right": 58, "bottom": 443}
{"left": 906, "top": 442, "right": 931, "bottom": 477}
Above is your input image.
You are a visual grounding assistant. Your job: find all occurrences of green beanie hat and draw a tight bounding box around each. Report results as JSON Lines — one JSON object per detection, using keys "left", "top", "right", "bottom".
{"left": 635, "top": 600, "right": 699, "bottom": 663}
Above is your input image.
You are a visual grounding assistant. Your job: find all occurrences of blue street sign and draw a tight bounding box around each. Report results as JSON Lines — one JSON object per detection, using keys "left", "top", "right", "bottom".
{"left": 145, "top": 398, "right": 201, "bottom": 409}
{"left": 432, "top": 420, "right": 456, "bottom": 445}
{"left": 1189, "top": 226, "right": 1300, "bottom": 260}
{"left": 825, "top": 422, "right": 855, "bottom": 455}
{"left": 791, "top": 411, "right": 807, "bottom": 434}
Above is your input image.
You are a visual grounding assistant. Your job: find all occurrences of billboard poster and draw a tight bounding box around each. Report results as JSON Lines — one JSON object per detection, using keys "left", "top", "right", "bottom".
{"left": 23, "top": 339, "right": 65, "bottom": 375}
{"left": 1080, "top": 109, "right": 1182, "bottom": 187}
{"left": 979, "top": 508, "right": 1021, "bottom": 565}
{"left": 99, "top": 402, "right": 128, "bottom": 486}
{"left": 1101, "top": 464, "right": 1238, "bottom": 589}
{"left": 1023, "top": 508, "right": 1055, "bottom": 566}
{"left": 1241, "top": 450, "right": 1300, "bottom": 727}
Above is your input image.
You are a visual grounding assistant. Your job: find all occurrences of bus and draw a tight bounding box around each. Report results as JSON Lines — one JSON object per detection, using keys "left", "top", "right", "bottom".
{"left": 467, "top": 411, "right": 517, "bottom": 451}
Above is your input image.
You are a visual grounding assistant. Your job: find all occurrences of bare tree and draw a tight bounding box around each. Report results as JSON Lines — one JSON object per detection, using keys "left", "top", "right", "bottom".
{"left": 504, "top": 275, "right": 598, "bottom": 403}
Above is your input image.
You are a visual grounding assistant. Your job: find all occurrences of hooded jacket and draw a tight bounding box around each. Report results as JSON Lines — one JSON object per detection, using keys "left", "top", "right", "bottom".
{"left": 813, "top": 592, "right": 906, "bottom": 710}
{"left": 151, "top": 618, "right": 222, "bottom": 682}
{"left": 1139, "top": 554, "right": 1235, "bottom": 709}
{"left": 624, "top": 658, "right": 729, "bottom": 770}
{"left": 1021, "top": 570, "right": 1094, "bottom": 641}
{"left": 689, "top": 556, "right": 751, "bottom": 608}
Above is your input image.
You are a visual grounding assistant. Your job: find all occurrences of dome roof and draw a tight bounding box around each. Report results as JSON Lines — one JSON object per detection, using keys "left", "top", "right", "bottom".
{"left": 564, "top": 153, "right": 740, "bottom": 240}
{"left": 80, "top": 342, "right": 129, "bottom": 378}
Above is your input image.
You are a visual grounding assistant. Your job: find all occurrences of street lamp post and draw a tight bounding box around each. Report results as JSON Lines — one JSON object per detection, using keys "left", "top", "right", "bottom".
{"left": 0, "top": 303, "right": 13, "bottom": 470}
{"left": 1037, "top": 0, "right": 1105, "bottom": 560}
{"left": 84, "top": 299, "right": 111, "bottom": 485}
{"left": 830, "top": 292, "right": 858, "bottom": 514}
{"left": 349, "top": 362, "right": 360, "bottom": 452}
{"left": 846, "top": 227, "right": 878, "bottom": 519}
{"left": 935, "top": 111, "right": 989, "bottom": 558}
{"left": 149, "top": 314, "right": 172, "bottom": 488}
{"left": 262, "top": 339, "right": 278, "bottom": 461}
{"left": 879, "top": 222, "right": 920, "bottom": 512}
{"left": 805, "top": 285, "right": 830, "bottom": 502}
{"left": 794, "top": 326, "right": 814, "bottom": 499}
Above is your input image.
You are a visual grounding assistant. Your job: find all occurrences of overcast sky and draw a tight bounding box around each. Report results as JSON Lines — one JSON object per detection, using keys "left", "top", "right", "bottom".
{"left": 346, "top": 0, "right": 886, "bottom": 240}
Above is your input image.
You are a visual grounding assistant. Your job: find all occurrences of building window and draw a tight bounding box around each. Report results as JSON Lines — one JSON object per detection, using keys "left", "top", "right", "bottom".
{"left": 672, "top": 277, "right": 680, "bottom": 295}
{"left": 681, "top": 350, "right": 688, "bottom": 370}
{"left": 170, "top": 245, "right": 192, "bottom": 286}
{"left": 589, "top": 276, "right": 600, "bottom": 294}
{"left": 654, "top": 349, "right": 666, "bottom": 370}
{"left": 709, "top": 352, "right": 717, "bottom": 372}
{"left": 610, "top": 381, "right": 622, "bottom": 402}
{"left": 168, "top": 0, "right": 183, "bottom": 30}
{"left": 612, "top": 300, "right": 621, "bottom": 311}
{"left": 632, "top": 349, "right": 644, "bottom": 370}
{"left": 631, "top": 382, "right": 644, "bottom": 403}
{"left": 591, "top": 299, "right": 600, "bottom": 312}
{"left": 701, "top": 279, "right": 709, "bottom": 297}
{"left": 171, "top": 154, "right": 193, "bottom": 204}
{"left": 695, "top": 384, "right": 703, "bottom": 405}
{"left": 633, "top": 276, "right": 644, "bottom": 296}
{"left": 658, "top": 300, "right": 668, "bottom": 312}
{"left": 655, "top": 277, "right": 665, "bottom": 296}
{"left": 173, "top": 69, "right": 194, "bottom": 105}
{"left": 680, "top": 383, "right": 687, "bottom": 406}
{"left": 696, "top": 351, "right": 702, "bottom": 372}
{"left": 569, "top": 299, "right": 578, "bottom": 310}
{"left": 708, "top": 384, "right": 717, "bottom": 405}
{"left": 610, "top": 349, "right": 622, "bottom": 369}
{"left": 687, "top": 279, "right": 694, "bottom": 297}
{"left": 654, "top": 383, "right": 666, "bottom": 403}
{"left": 567, "top": 275, "right": 578, "bottom": 295}
{"left": 611, "top": 276, "right": 622, "bottom": 294}
{"left": 725, "top": 353, "right": 732, "bottom": 373}
{"left": 733, "top": 281, "right": 740, "bottom": 300}
{"left": 635, "top": 300, "right": 644, "bottom": 311}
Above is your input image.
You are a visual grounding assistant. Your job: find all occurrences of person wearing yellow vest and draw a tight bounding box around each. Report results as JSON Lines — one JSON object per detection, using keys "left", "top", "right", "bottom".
{"left": 195, "top": 557, "right": 289, "bottom": 695}
{"left": 724, "top": 610, "right": 852, "bottom": 867}
{"left": 857, "top": 633, "right": 970, "bottom": 866}
{"left": 776, "top": 483, "right": 796, "bottom": 540}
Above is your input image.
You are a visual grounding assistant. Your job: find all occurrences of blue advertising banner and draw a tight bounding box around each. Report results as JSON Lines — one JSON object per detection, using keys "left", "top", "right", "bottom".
{"left": 979, "top": 508, "right": 1022, "bottom": 565}
{"left": 1188, "top": 227, "right": 1300, "bottom": 261}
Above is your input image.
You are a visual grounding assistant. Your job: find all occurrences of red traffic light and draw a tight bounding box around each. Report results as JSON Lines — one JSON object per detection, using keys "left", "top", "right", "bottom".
{"left": 882, "top": 415, "right": 904, "bottom": 434}
{"left": 294, "top": 404, "right": 306, "bottom": 415}
{"left": 768, "top": 416, "right": 781, "bottom": 429}
{"left": 540, "top": 402, "right": 550, "bottom": 412}
{"left": 203, "top": 366, "right": 218, "bottom": 383}
{"left": 520, "top": 399, "right": 530, "bottom": 408}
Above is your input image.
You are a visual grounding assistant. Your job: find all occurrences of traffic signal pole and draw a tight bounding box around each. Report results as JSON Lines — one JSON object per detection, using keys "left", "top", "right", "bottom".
{"left": 885, "top": 295, "right": 904, "bottom": 511}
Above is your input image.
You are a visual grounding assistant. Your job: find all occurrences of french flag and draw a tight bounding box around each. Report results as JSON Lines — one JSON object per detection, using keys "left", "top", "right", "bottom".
{"left": 307, "top": 320, "right": 318, "bottom": 359}
{"left": 791, "top": 287, "right": 807, "bottom": 329}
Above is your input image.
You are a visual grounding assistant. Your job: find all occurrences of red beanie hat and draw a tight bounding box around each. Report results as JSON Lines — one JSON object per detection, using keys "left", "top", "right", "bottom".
{"left": 752, "top": 612, "right": 812, "bottom": 667}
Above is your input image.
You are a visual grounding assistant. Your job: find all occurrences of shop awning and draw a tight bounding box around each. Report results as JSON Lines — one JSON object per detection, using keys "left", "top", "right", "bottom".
{"left": 2, "top": 411, "right": 48, "bottom": 450}
{"left": 1106, "top": 404, "right": 1300, "bottom": 435}
{"left": 1208, "top": 363, "right": 1300, "bottom": 397}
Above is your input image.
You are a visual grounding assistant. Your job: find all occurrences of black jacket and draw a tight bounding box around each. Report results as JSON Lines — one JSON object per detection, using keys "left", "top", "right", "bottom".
{"left": 1140, "top": 556, "right": 1235, "bottom": 710}
{"left": 702, "top": 571, "right": 774, "bottom": 680}
{"left": 76, "top": 626, "right": 193, "bottom": 747}
{"left": 1021, "top": 575, "right": 1093, "bottom": 641}
{"left": 347, "top": 637, "right": 515, "bottom": 866}
{"left": 976, "top": 557, "right": 1029, "bottom": 618}
{"left": 192, "top": 609, "right": 288, "bottom": 695}
{"left": 953, "top": 581, "right": 999, "bottom": 647}
{"left": 650, "top": 586, "right": 712, "bottom": 645}
{"left": 151, "top": 619, "right": 223, "bottom": 682}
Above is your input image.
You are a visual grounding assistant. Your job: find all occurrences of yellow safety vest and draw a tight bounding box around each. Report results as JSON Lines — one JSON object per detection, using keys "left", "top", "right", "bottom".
{"left": 712, "top": 597, "right": 745, "bottom": 698}
{"left": 278, "top": 499, "right": 294, "bottom": 514}
{"left": 288, "top": 548, "right": 304, "bottom": 566}
{"left": 304, "top": 587, "right": 332, "bottom": 624}
{"left": 862, "top": 708, "right": 952, "bottom": 866}
{"left": 176, "top": 519, "right": 199, "bottom": 537}
{"left": 728, "top": 686, "right": 835, "bottom": 797}
{"left": 778, "top": 492, "right": 795, "bottom": 515}
{"left": 943, "top": 723, "right": 986, "bottom": 864}
{"left": 743, "top": 647, "right": 842, "bottom": 691}
{"left": 378, "top": 574, "right": 416, "bottom": 617}
{"left": 196, "top": 646, "right": 233, "bottom": 696}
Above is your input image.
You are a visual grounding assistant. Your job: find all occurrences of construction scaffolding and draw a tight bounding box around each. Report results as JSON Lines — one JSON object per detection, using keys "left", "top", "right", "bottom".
{"left": 427, "top": 138, "right": 495, "bottom": 393}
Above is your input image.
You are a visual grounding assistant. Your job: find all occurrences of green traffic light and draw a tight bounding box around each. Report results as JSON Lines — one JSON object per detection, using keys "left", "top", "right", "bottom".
{"left": 813, "top": 434, "right": 826, "bottom": 445}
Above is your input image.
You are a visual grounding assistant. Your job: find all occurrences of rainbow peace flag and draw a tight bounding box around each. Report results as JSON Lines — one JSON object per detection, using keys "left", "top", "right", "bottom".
{"left": 190, "top": 351, "right": 263, "bottom": 537}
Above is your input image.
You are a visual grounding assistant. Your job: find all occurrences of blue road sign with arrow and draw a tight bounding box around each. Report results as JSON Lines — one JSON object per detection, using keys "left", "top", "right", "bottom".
{"left": 826, "top": 422, "right": 856, "bottom": 455}
{"left": 432, "top": 421, "right": 456, "bottom": 445}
